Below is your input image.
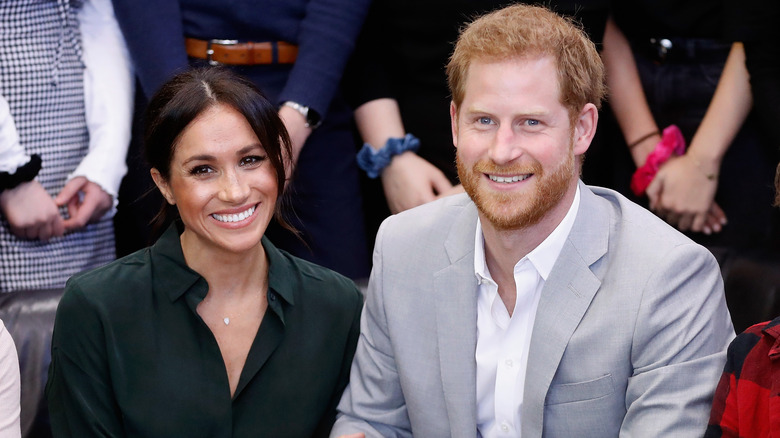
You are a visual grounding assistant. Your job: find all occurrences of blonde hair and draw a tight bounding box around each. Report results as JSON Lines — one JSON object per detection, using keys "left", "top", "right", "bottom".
{"left": 775, "top": 162, "right": 780, "bottom": 207}
{"left": 447, "top": 4, "right": 606, "bottom": 123}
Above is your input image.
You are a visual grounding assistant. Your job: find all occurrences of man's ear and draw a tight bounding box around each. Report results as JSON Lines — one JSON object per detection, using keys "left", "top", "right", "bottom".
{"left": 150, "top": 168, "right": 175, "bottom": 205}
{"left": 572, "top": 103, "right": 598, "bottom": 156}
{"left": 450, "top": 101, "right": 459, "bottom": 149}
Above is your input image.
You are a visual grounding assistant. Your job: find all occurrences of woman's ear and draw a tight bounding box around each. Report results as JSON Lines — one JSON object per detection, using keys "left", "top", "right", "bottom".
{"left": 150, "top": 168, "right": 175, "bottom": 205}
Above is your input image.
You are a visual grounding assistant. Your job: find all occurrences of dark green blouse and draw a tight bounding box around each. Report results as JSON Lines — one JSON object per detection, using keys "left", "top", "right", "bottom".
{"left": 46, "top": 224, "right": 362, "bottom": 437}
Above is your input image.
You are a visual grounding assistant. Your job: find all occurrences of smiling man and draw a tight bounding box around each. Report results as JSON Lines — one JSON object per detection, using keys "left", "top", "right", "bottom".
{"left": 330, "top": 4, "right": 734, "bottom": 438}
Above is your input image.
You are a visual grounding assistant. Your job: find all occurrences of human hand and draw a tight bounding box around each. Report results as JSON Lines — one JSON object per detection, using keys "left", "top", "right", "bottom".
{"left": 381, "top": 152, "right": 453, "bottom": 214}
{"left": 0, "top": 180, "right": 65, "bottom": 240}
{"left": 55, "top": 176, "right": 113, "bottom": 232}
{"left": 336, "top": 434, "right": 365, "bottom": 438}
{"left": 645, "top": 154, "right": 725, "bottom": 233}
{"left": 436, "top": 183, "right": 465, "bottom": 199}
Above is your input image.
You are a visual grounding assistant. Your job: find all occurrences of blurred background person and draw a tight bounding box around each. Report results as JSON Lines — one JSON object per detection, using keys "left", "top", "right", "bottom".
{"left": 599, "top": 0, "right": 780, "bottom": 252}
{"left": 0, "top": 0, "right": 133, "bottom": 292}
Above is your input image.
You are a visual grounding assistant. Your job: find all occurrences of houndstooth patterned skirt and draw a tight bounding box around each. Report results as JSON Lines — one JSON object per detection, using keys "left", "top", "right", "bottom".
{"left": 0, "top": 0, "right": 115, "bottom": 292}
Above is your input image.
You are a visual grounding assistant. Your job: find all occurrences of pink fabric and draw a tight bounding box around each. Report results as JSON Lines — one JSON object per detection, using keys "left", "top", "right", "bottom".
{"left": 630, "top": 125, "right": 686, "bottom": 196}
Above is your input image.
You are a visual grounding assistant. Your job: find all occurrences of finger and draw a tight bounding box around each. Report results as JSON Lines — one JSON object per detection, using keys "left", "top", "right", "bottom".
{"left": 710, "top": 202, "right": 728, "bottom": 226}
{"left": 50, "top": 214, "right": 66, "bottom": 238}
{"left": 55, "top": 177, "right": 86, "bottom": 206}
{"left": 677, "top": 214, "right": 694, "bottom": 232}
{"left": 23, "top": 223, "right": 40, "bottom": 240}
{"left": 704, "top": 209, "right": 724, "bottom": 234}
{"left": 691, "top": 211, "right": 708, "bottom": 233}
{"left": 431, "top": 172, "right": 454, "bottom": 196}
{"left": 37, "top": 221, "right": 54, "bottom": 241}
{"left": 645, "top": 178, "right": 661, "bottom": 209}
{"left": 63, "top": 195, "right": 96, "bottom": 231}
{"left": 62, "top": 195, "right": 80, "bottom": 225}
{"left": 664, "top": 212, "right": 680, "bottom": 227}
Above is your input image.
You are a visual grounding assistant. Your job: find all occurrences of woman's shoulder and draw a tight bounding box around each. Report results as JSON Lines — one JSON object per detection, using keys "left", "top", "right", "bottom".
{"left": 64, "top": 247, "right": 155, "bottom": 307}
{"left": 266, "top": 241, "right": 363, "bottom": 308}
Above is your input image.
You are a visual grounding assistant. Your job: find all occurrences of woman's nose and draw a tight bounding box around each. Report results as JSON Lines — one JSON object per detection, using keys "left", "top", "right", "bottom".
{"left": 219, "top": 170, "right": 250, "bottom": 203}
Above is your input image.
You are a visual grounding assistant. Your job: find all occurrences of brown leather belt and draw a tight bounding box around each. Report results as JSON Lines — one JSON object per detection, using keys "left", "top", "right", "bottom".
{"left": 185, "top": 38, "right": 298, "bottom": 65}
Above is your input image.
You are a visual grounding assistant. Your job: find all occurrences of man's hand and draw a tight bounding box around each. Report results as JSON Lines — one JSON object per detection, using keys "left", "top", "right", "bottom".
{"left": 0, "top": 180, "right": 64, "bottom": 240}
{"left": 645, "top": 154, "right": 726, "bottom": 234}
{"left": 381, "top": 152, "right": 453, "bottom": 214}
{"left": 55, "top": 176, "right": 113, "bottom": 233}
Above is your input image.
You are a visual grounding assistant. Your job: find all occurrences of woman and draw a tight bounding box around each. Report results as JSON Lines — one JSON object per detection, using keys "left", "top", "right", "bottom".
{"left": 45, "top": 67, "right": 363, "bottom": 437}
{"left": 0, "top": 0, "right": 133, "bottom": 292}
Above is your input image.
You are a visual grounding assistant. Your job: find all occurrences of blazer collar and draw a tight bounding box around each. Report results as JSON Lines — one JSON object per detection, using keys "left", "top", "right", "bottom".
{"left": 521, "top": 181, "right": 609, "bottom": 437}
{"left": 435, "top": 196, "right": 480, "bottom": 436}
{"left": 431, "top": 186, "right": 611, "bottom": 437}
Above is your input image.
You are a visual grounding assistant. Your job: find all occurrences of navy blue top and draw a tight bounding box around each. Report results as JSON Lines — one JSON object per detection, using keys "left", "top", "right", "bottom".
{"left": 112, "top": 0, "right": 371, "bottom": 118}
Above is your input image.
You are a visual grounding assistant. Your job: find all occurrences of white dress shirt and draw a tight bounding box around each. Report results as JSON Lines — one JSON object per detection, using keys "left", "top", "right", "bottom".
{"left": 0, "top": 0, "right": 133, "bottom": 206}
{"left": 475, "top": 186, "right": 581, "bottom": 438}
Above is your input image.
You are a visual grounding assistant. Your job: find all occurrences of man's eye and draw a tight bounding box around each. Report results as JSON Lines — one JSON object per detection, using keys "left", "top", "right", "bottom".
{"left": 478, "top": 116, "right": 494, "bottom": 125}
{"left": 240, "top": 155, "right": 266, "bottom": 166}
{"left": 526, "top": 119, "right": 540, "bottom": 126}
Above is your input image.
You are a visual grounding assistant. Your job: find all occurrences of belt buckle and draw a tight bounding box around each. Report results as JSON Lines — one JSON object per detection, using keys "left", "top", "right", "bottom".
{"left": 207, "top": 39, "right": 239, "bottom": 66}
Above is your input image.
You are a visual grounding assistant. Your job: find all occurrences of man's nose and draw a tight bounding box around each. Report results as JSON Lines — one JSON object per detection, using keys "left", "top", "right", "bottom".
{"left": 488, "top": 125, "right": 523, "bottom": 165}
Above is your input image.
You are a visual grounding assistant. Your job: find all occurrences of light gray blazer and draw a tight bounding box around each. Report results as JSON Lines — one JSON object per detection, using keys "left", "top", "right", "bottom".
{"left": 331, "top": 182, "right": 734, "bottom": 438}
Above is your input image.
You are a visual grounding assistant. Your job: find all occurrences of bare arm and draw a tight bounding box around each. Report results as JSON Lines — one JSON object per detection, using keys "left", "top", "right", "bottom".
{"left": 354, "top": 98, "right": 452, "bottom": 214}
{"left": 602, "top": 16, "right": 660, "bottom": 166}
{"left": 646, "top": 42, "right": 751, "bottom": 232}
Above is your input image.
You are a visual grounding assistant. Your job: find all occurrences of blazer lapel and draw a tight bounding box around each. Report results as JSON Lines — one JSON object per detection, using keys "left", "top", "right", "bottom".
{"left": 522, "top": 183, "right": 609, "bottom": 437}
{"left": 434, "top": 201, "right": 480, "bottom": 437}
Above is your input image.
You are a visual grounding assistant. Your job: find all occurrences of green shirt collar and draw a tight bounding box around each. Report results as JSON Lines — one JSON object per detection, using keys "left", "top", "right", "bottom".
{"left": 150, "top": 223, "right": 296, "bottom": 314}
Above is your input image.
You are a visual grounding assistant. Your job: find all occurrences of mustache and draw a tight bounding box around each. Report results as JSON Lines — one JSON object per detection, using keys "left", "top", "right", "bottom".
{"left": 472, "top": 160, "right": 542, "bottom": 175}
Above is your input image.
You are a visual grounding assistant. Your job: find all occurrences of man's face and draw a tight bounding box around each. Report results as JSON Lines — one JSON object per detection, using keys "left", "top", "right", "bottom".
{"left": 452, "top": 56, "right": 591, "bottom": 231}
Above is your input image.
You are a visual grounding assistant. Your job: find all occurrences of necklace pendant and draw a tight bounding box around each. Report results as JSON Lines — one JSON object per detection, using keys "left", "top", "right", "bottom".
{"left": 223, "top": 317, "right": 230, "bottom": 326}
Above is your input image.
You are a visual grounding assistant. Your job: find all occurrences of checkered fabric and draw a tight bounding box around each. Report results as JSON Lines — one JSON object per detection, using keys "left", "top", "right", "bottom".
{"left": 706, "top": 317, "right": 780, "bottom": 437}
{"left": 0, "top": 0, "right": 115, "bottom": 292}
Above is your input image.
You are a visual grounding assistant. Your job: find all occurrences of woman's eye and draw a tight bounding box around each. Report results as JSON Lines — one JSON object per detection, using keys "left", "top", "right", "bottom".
{"left": 189, "top": 165, "right": 213, "bottom": 175}
{"left": 240, "top": 155, "right": 266, "bottom": 166}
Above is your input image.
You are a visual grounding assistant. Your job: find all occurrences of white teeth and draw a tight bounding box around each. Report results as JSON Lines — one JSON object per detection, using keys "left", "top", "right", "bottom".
{"left": 212, "top": 205, "right": 256, "bottom": 223}
{"left": 489, "top": 174, "right": 531, "bottom": 183}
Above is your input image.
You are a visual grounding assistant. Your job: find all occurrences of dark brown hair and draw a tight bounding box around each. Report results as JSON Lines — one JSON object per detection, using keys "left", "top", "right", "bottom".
{"left": 144, "top": 67, "right": 294, "bottom": 235}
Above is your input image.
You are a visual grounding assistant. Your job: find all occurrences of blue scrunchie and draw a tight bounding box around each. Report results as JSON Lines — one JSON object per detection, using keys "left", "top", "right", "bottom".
{"left": 356, "top": 133, "right": 421, "bottom": 179}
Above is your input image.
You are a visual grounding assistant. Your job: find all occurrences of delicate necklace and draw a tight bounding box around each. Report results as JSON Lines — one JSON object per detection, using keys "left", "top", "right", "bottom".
{"left": 204, "top": 291, "right": 264, "bottom": 326}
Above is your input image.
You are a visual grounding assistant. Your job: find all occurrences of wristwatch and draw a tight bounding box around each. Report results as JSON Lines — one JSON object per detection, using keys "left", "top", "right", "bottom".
{"left": 282, "top": 101, "right": 322, "bottom": 129}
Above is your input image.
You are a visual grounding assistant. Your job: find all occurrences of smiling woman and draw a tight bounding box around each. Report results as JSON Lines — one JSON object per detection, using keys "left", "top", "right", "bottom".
{"left": 45, "top": 68, "right": 363, "bottom": 438}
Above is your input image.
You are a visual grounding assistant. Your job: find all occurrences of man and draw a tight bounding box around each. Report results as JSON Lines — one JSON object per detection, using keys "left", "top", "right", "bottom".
{"left": 331, "top": 4, "right": 734, "bottom": 437}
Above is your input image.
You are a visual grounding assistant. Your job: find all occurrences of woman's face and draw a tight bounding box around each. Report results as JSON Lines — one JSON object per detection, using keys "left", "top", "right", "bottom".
{"left": 151, "top": 103, "right": 278, "bottom": 256}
